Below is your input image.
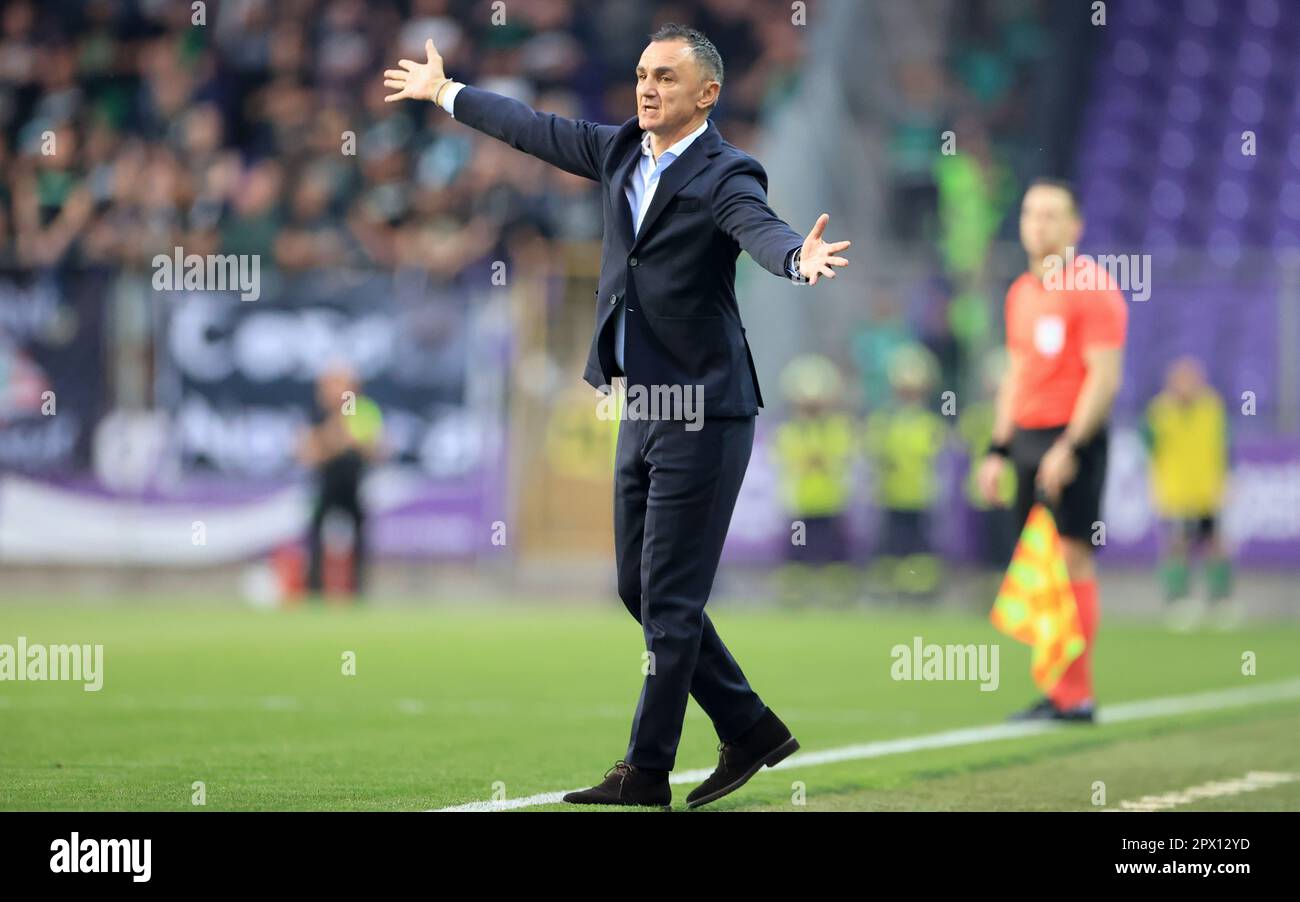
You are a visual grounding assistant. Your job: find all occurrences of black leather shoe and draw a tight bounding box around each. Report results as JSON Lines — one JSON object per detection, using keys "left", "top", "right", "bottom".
{"left": 1008, "top": 697, "right": 1095, "bottom": 723}
{"left": 562, "top": 760, "right": 671, "bottom": 808}
{"left": 686, "top": 708, "right": 799, "bottom": 810}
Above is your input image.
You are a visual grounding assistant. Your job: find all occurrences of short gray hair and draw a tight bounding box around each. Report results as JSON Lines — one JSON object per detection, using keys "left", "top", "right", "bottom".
{"left": 650, "top": 23, "right": 724, "bottom": 88}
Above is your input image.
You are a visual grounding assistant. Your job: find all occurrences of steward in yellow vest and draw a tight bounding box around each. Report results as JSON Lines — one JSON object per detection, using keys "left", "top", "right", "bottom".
{"left": 773, "top": 355, "right": 855, "bottom": 563}
{"left": 864, "top": 345, "right": 947, "bottom": 598}
{"left": 1140, "top": 357, "right": 1234, "bottom": 626}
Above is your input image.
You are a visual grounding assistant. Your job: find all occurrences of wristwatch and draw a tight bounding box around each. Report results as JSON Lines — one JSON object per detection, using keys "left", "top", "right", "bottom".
{"left": 788, "top": 247, "right": 810, "bottom": 284}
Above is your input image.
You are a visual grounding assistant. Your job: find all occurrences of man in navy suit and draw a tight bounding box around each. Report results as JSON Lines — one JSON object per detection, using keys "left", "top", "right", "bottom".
{"left": 385, "top": 24, "right": 851, "bottom": 808}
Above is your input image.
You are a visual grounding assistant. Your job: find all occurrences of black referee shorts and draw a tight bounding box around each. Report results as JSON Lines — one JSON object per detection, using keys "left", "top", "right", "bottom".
{"left": 1011, "top": 425, "right": 1109, "bottom": 544}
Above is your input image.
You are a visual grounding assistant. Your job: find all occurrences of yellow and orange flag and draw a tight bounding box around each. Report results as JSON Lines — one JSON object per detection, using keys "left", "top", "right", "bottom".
{"left": 990, "top": 504, "right": 1086, "bottom": 694}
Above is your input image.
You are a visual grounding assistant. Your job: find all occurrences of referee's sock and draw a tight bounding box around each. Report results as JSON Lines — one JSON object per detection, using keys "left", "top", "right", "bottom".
{"left": 1050, "top": 579, "right": 1100, "bottom": 711}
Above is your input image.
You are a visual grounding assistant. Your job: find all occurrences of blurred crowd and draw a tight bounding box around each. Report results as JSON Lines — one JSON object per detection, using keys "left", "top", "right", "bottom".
{"left": 887, "top": 0, "right": 1047, "bottom": 263}
{"left": 0, "top": 0, "right": 810, "bottom": 278}
{"left": 870, "top": 0, "right": 1053, "bottom": 429}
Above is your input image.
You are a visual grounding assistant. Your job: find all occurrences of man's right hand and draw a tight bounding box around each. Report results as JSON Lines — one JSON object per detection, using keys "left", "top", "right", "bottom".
{"left": 383, "top": 38, "right": 448, "bottom": 104}
{"left": 977, "top": 453, "right": 1009, "bottom": 507}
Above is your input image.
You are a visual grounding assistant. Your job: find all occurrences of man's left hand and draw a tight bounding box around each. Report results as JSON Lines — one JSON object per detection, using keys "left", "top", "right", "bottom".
{"left": 799, "top": 213, "right": 852, "bottom": 285}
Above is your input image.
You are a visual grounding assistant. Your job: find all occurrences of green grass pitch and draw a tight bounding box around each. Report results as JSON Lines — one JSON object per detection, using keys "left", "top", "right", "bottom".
{"left": 2, "top": 599, "right": 1297, "bottom": 811}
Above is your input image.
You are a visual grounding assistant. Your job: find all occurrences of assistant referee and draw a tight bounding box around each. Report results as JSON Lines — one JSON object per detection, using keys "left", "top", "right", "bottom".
{"left": 978, "top": 178, "right": 1128, "bottom": 722}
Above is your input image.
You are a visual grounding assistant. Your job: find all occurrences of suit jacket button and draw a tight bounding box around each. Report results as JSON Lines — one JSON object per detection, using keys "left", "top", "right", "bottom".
{"left": 610, "top": 292, "right": 618, "bottom": 305}
{"left": 629, "top": 256, "right": 638, "bottom": 267}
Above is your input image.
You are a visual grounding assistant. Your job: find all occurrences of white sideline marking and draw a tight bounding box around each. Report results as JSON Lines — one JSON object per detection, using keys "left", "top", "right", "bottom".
{"left": 431, "top": 678, "right": 1300, "bottom": 812}
{"left": 1115, "top": 771, "right": 1298, "bottom": 811}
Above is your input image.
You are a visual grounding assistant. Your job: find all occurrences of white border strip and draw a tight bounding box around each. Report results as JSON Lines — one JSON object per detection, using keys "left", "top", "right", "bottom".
{"left": 431, "top": 678, "right": 1300, "bottom": 812}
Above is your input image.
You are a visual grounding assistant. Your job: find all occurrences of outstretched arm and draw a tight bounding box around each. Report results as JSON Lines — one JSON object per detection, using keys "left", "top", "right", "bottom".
{"left": 712, "top": 158, "right": 851, "bottom": 285}
{"left": 384, "top": 38, "right": 617, "bottom": 182}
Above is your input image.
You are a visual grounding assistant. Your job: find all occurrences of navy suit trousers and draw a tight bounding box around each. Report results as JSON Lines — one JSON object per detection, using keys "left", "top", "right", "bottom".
{"left": 613, "top": 411, "right": 768, "bottom": 770}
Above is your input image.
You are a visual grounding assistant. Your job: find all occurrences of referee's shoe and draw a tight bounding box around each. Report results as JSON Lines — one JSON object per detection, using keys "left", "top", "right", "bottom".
{"left": 1008, "top": 697, "right": 1095, "bottom": 723}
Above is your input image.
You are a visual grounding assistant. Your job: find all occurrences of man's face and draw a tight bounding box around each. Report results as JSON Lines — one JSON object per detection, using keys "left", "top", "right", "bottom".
{"left": 1167, "top": 358, "right": 1204, "bottom": 400}
{"left": 635, "top": 39, "right": 714, "bottom": 134}
{"left": 1019, "top": 185, "right": 1082, "bottom": 260}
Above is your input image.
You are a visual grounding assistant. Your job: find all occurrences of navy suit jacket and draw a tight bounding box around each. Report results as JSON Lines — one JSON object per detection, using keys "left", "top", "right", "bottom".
{"left": 452, "top": 86, "right": 806, "bottom": 416}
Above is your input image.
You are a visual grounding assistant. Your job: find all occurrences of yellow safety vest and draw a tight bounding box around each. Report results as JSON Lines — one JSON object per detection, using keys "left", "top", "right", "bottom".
{"left": 773, "top": 414, "right": 856, "bottom": 517}
{"left": 864, "top": 405, "right": 947, "bottom": 511}
{"left": 1144, "top": 391, "right": 1227, "bottom": 517}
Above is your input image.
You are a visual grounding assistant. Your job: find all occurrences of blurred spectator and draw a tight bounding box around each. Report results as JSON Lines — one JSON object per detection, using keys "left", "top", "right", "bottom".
{"left": 1141, "top": 356, "right": 1239, "bottom": 631}
{"left": 773, "top": 354, "right": 855, "bottom": 564}
{"left": 863, "top": 344, "right": 947, "bottom": 600}
{"left": 933, "top": 112, "right": 1014, "bottom": 281}
{"left": 851, "top": 288, "right": 911, "bottom": 411}
{"left": 297, "top": 363, "right": 384, "bottom": 599}
{"left": 886, "top": 60, "right": 946, "bottom": 243}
